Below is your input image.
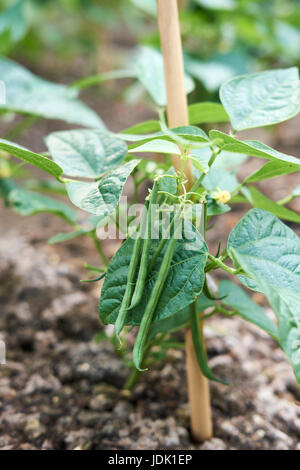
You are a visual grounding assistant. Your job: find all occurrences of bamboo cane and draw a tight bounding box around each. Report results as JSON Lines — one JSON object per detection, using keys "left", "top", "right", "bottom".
{"left": 157, "top": 0, "right": 212, "bottom": 442}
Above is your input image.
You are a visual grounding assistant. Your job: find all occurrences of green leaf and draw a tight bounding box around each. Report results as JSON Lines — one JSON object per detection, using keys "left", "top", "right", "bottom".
{"left": 159, "top": 168, "right": 177, "bottom": 195}
{"left": 203, "top": 167, "right": 239, "bottom": 192}
{"left": 263, "top": 286, "right": 300, "bottom": 388}
{"left": 46, "top": 129, "right": 127, "bottom": 178}
{"left": 213, "top": 150, "right": 248, "bottom": 170}
{"left": 188, "top": 102, "right": 229, "bottom": 124}
{"left": 121, "top": 126, "right": 208, "bottom": 147}
{"left": 218, "top": 280, "right": 279, "bottom": 340}
{"left": 220, "top": 68, "right": 300, "bottom": 131}
{"left": 228, "top": 208, "right": 300, "bottom": 293}
{"left": 99, "top": 221, "right": 208, "bottom": 326}
{"left": 245, "top": 160, "right": 300, "bottom": 183}
{"left": 148, "top": 292, "right": 214, "bottom": 340}
{"left": 0, "top": 57, "right": 104, "bottom": 127}
{"left": 186, "top": 59, "right": 237, "bottom": 93}
{"left": 0, "top": 139, "right": 63, "bottom": 179}
{"left": 210, "top": 130, "right": 300, "bottom": 167}
{"left": 229, "top": 254, "right": 300, "bottom": 388}
{"left": 66, "top": 160, "right": 140, "bottom": 216}
{"left": 48, "top": 215, "right": 103, "bottom": 244}
{"left": 128, "top": 139, "right": 180, "bottom": 155}
{"left": 8, "top": 188, "right": 77, "bottom": 224}
{"left": 244, "top": 186, "right": 300, "bottom": 223}
{"left": 134, "top": 47, "right": 194, "bottom": 106}
{"left": 48, "top": 230, "right": 87, "bottom": 244}
{"left": 121, "top": 120, "right": 161, "bottom": 135}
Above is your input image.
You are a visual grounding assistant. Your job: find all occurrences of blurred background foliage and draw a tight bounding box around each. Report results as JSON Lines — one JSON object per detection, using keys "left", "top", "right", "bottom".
{"left": 0, "top": 0, "right": 300, "bottom": 100}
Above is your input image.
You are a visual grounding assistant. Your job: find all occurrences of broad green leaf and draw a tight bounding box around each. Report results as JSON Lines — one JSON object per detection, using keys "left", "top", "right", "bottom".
{"left": 244, "top": 186, "right": 300, "bottom": 223}
{"left": 121, "top": 126, "right": 208, "bottom": 148}
{"left": 188, "top": 102, "right": 230, "bottom": 124}
{"left": 133, "top": 47, "right": 194, "bottom": 106}
{"left": 191, "top": 147, "right": 247, "bottom": 174}
{"left": 66, "top": 160, "right": 140, "bottom": 216}
{"left": 218, "top": 280, "right": 279, "bottom": 340}
{"left": 128, "top": 139, "right": 180, "bottom": 155}
{"left": 70, "top": 69, "right": 136, "bottom": 91}
{"left": 46, "top": 130, "right": 127, "bottom": 178}
{"left": 210, "top": 130, "right": 300, "bottom": 167}
{"left": 228, "top": 209, "right": 300, "bottom": 293}
{"left": 159, "top": 168, "right": 177, "bottom": 195}
{"left": 186, "top": 59, "right": 236, "bottom": 93}
{"left": 8, "top": 188, "right": 77, "bottom": 224}
{"left": 0, "top": 57, "right": 104, "bottom": 127}
{"left": 262, "top": 286, "right": 300, "bottom": 388}
{"left": 213, "top": 150, "right": 248, "bottom": 170}
{"left": 202, "top": 167, "right": 239, "bottom": 192}
{"left": 220, "top": 68, "right": 300, "bottom": 131}
{"left": 99, "top": 221, "right": 208, "bottom": 325}
{"left": 121, "top": 120, "right": 161, "bottom": 135}
{"left": 195, "top": 0, "right": 236, "bottom": 10}
{"left": 148, "top": 292, "right": 214, "bottom": 340}
{"left": 0, "top": 139, "right": 63, "bottom": 179}
{"left": 230, "top": 254, "right": 300, "bottom": 388}
{"left": 245, "top": 160, "right": 300, "bottom": 183}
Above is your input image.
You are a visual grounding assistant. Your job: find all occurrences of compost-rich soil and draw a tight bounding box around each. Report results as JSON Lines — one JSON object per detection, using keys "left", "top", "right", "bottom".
{"left": 1, "top": 56, "right": 300, "bottom": 450}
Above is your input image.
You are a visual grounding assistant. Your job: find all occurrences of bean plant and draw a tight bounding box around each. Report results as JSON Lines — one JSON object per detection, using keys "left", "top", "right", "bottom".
{"left": 0, "top": 55, "right": 300, "bottom": 392}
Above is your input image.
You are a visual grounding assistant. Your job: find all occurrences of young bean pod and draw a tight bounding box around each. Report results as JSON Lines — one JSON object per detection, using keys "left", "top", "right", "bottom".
{"left": 129, "top": 180, "right": 159, "bottom": 309}
{"left": 133, "top": 230, "right": 178, "bottom": 371}
{"left": 189, "top": 301, "right": 229, "bottom": 385}
{"left": 114, "top": 234, "right": 142, "bottom": 340}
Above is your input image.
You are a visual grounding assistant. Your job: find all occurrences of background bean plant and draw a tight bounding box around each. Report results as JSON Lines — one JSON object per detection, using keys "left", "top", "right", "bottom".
{"left": 1, "top": 48, "right": 300, "bottom": 393}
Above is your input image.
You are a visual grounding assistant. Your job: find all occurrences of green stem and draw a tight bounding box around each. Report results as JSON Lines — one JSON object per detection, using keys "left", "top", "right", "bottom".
{"left": 4, "top": 116, "right": 38, "bottom": 140}
{"left": 84, "top": 263, "right": 106, "bottom": 273}
{"left": 206, "top": 254, "right": 240, "bottom": 275}
{"left": 123, "top": 367, "right": 141, "bottom": 391}
{"left": 277, "top": 194, "right": 293, "bottom": 206}
{"left": 124, "top": 344, "right": 151, "bottom": 391}
{"left": 90, "top": 231, "right": 109, "bottom": 267}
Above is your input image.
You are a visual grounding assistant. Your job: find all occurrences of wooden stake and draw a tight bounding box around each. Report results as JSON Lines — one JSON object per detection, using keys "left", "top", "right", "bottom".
{"left": 157, "top": 0, "right": 213, "bottom": 442}
{"left": 157, "top": 0, "right": 193, "bottom": 184}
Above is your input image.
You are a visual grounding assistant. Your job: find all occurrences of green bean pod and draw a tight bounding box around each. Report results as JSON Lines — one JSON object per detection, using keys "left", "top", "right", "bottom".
{"left": 114, "top": 234, "right": 142, "bottom": 340}
{"left": 129, "top": 180, "right": 159, "bottom": 309}
{"left": 133, "top": 233, "right": 177, "bottom": 371}
{"left": 148, "top": 214, "right": 175, "bottom": 274}
{"left": 189, "top": 301, "right": 229, "bottom": 385}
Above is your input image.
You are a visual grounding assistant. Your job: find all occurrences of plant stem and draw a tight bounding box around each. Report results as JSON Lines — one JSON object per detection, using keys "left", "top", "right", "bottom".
{"left": 84, "top": 263, "right": 106, "bottom": 273}
{"left": 90, "top": 231, "right": 109, "bottom": 267}
{"left": 4, "top": 116, "right": 38, "bottom": 140}
{"left": 123, "top": 367, "right": 141, "bottom": 391}
{"left": 277, "top": 194, "right": 293, "bottom": 206}
{"left": 207, "top": 254, "right": 240, "bottom": 275}
{"left": 123, "top": 344, "right": 152, "bottom": 391}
